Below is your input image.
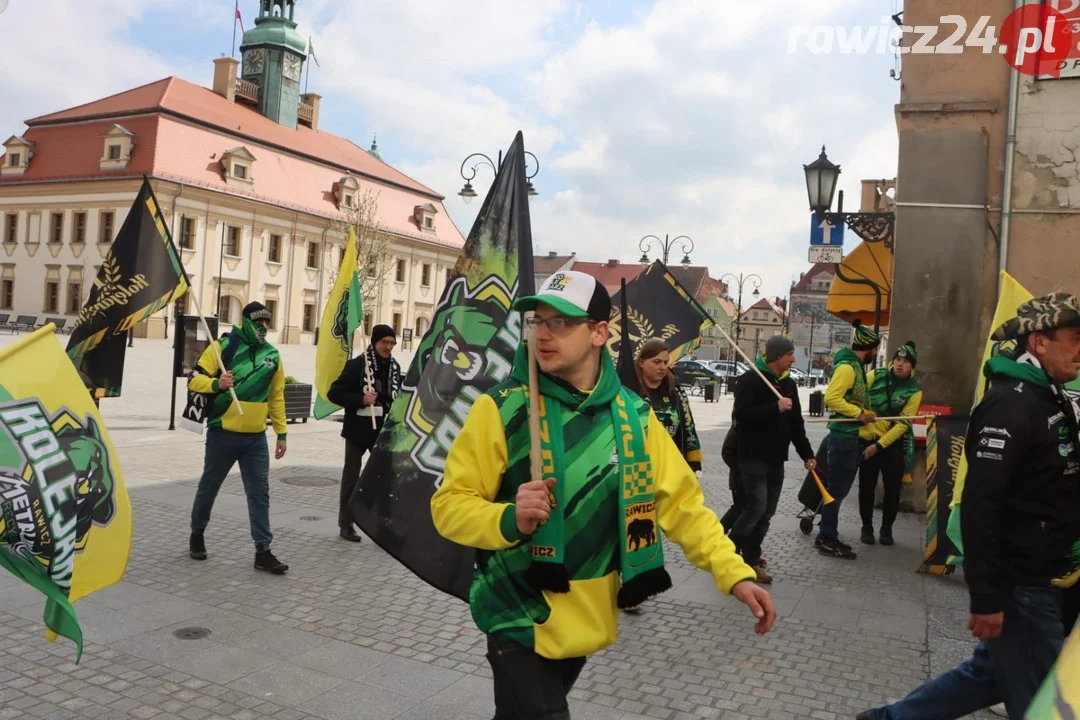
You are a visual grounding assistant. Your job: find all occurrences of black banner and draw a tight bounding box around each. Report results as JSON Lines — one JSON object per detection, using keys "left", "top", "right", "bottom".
{"left": 66, "top": 178, "right": 189, "bottom": 397}
{"left": 917, "top": 414, "right": 967, "bottom": 576}
{"left": 349, "top": 132, "right": 536, "bottom": 602}
{"left": 607, "top": 259, "right": 714, "bottom": 364}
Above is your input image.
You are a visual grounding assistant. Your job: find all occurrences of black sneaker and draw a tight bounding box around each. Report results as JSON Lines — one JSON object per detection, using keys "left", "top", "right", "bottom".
{"left": 254, "top": 550, "right": 288, "bottom": 575}
{"left": 816, "top": 537, "right": 857, "bottom": 559}
{"left": 189, "top": 533, "right": 207, "bottom": 561}
{"left": 879, "top": 527, "right": 894, "bottom": 546}
{"left": 861, "top": 527, "right": 876, "bottom": 545}
{"left": 339, "top": 527, "right": 363, "bottom": 543}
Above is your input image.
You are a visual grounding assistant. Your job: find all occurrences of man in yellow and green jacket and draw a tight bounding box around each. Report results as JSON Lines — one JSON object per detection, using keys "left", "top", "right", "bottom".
{"left": 188, "top": 301, "right": 289, "bottom": 575}
{"left": 857, "top": 341, "right": 923, "bottom": 547}
{"left": 430, "top": 271, "right": 775, "bottom": 719}
{"left": 818, "top": 320, "right": 880, "bottom": 559}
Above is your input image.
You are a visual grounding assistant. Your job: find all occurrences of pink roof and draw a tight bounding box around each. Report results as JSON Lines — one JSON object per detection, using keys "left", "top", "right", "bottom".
{"left": 4, "top": 77, "right": 465, "bottom": 249}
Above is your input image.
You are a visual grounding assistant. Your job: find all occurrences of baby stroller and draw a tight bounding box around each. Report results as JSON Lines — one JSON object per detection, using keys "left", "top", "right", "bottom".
{"left": 796, "top": 435, "right": 834, "bottom": 535}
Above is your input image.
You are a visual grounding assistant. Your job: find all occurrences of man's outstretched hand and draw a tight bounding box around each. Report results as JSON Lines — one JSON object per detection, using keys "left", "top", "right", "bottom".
{"left": 732, "top": 581, "right": 777, "bottom": 635}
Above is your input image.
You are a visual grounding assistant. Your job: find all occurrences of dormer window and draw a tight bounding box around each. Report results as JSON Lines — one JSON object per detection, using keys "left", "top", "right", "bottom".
{"left": 99, "top": 124, "right": 135, "bottom": 170}
{"left": 413, "top": 203, "right": 438, "bottom": 234}
{"left": 2, "top": 136, "right": 33, "bottom": 177}
{"left": 335, "top": 174, "right": 360, "bottom": 211}
{"left": 221, "top": 146, "right": 256, "bottom": 189}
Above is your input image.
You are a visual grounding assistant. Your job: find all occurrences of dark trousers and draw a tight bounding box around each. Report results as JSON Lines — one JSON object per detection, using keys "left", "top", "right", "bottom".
{"left": 487, "top": 635, "right": 586, "bottom": 720}
{"left": 858, "top": 441, "right": 904, "bottom": 532}
{"left": 863, "top": 587, "right": 1065, "bottom": 720}
{"left": 339, "top": 440, "right": 370, "bottom": 529}
{"left": 818, "top": 434, "right": 865, "bottom": 542}
{"left": 191, "top": 429, "right": 272, "bottom": 552}
{"left": 728, "top": 459, "right": 785, "bottom": 565}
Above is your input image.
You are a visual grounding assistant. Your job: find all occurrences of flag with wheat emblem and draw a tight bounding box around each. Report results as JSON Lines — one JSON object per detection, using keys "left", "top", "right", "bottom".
{"left": 66, "top": 178, "right": 189, "bottom": 397}
{"left": 607, "top": 260, "right": 714, "bottom": 368}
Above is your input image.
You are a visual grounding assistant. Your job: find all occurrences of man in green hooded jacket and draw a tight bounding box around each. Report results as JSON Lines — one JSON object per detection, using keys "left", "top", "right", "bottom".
{"left": 188, "top": 301, "right": 289, "bottom": 575}
{"left": 431, "top": 271, "right": 776, "bottom": 720}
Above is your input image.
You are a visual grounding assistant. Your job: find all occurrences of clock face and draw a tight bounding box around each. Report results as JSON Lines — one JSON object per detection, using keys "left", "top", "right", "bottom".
{"left": 243, "top": 49, "right": 264, "bottom": 74}
{"left": 283, "top": 53, "right": 302, "bottom": 81}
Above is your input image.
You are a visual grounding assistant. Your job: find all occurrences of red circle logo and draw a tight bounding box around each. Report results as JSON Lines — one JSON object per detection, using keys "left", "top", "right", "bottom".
{"left": 999, "top": 4, "right": 1074, "bottom": 77}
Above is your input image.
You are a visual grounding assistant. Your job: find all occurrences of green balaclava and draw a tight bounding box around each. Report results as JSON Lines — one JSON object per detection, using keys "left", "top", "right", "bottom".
{"left": 240, "top": 301, "right": 272, "bottom": 344}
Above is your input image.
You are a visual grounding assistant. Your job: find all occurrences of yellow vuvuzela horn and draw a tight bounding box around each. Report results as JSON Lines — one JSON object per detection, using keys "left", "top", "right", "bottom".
{"left": 811, "top": 469, "right": 835, "bottom": 505}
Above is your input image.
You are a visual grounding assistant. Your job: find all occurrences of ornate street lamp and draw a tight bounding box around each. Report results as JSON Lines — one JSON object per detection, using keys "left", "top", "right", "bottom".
{"left": 802, "top": 146, "right": 896, "bottom": 332}
{"left": 638, "top": 234, "right": 694, "bottom": 266}
{"left": 719, "top": 272, "right": 761, "bottom": 361}
{"left": 802, "top": 145, "right": 895, "bottom": 247}
{"left": 458, "top": 149, "right": 539, "bottom": 204}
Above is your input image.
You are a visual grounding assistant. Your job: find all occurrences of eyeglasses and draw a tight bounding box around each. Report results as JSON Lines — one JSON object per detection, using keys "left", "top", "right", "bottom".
{"left": 525, "top": 316, "right": 594, "bottom": 335}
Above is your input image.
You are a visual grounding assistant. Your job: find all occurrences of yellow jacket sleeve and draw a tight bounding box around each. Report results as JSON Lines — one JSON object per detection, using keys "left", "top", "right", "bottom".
{"left": 649, "top": 411, "right": 755, "bottom": 594}
{"left": 269, "top": 362, "right": 287, "bottom": 439}
{"left": 824, "top": 364, "right": 862, "bottom": 418}
{"left": 187, "top": 341, "right": 221, "bottom": 394}
{"left": 431, "top": 394, "right": 521, "bottom": 551}
{"left": 877, "top": 390, "right": 923, "bottom": 448}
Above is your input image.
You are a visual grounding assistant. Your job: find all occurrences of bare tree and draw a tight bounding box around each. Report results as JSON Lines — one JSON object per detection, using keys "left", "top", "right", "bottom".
{"left": 328, "top": 183, "right": 394, "bottom": 314}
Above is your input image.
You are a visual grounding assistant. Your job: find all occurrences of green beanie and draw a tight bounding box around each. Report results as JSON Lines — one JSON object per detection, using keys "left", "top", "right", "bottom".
{"left": 894, "top": 340, "right": 917, "bottom": 366}
{"left": 851, "top": 320, "right": 880, "bottom": 350}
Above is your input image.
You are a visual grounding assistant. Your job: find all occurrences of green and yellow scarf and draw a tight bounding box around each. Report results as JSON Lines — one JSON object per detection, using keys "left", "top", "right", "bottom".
{"left": 511, "top": 344, "right": 672, "bottom": 608}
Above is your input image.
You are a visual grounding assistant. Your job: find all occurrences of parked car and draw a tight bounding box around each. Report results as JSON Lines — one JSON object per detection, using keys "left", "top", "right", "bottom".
{"left": 672, "top": 359, "right": 723, "bottom": 389}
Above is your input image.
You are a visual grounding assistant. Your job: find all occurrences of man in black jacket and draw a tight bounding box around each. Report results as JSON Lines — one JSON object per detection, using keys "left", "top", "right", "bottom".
{"left": 729, "top": 335, "right": 816, "bottom": 583}
{"left": 858, "top": 293, "right": 1080, "bottom": 720}
{"left": 328, "top": 324, "right": 402, "bottom": 542}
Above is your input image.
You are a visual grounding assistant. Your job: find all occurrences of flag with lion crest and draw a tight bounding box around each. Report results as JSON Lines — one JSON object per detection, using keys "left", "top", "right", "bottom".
{"left": 313, "top": 228, "right": 364, "bottom": 419}
{"left": 0, "top": 326, "right": 133, "bottom": 662}
{"left": 608, "top": 260, "right": 715, "bottom": 366}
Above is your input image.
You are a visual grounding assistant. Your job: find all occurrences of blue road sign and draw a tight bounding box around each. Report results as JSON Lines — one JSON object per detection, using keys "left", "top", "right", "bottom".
{"left": 809, "top": 216, "right": 845, "bottom": 246}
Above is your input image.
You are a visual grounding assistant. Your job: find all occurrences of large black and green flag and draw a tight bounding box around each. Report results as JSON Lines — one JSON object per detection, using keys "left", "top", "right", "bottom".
{"left": 66, "top": 178, "right": 189, "bottom": 397}
{"left": 349, "top": 132, "right": 536, "bottom": 601}
{"left": 608, "top": 259, "right": 714, "bottom": 366}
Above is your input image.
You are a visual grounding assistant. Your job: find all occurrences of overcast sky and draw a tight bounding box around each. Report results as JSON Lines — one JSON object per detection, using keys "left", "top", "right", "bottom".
{"left": 0, "top": 0, "right": 903, "bottom": 300}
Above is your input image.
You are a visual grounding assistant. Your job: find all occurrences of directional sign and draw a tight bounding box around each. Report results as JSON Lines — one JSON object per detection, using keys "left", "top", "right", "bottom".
{"left": 809, "top": 246, "right": 843, "bottom": 264}
{"left": 810, "top": 216, "right": 844, "bottom": 247}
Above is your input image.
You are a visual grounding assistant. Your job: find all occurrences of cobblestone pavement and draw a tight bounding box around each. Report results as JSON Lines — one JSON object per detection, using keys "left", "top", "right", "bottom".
{"left": 0, "top": 336, "right": 995, "bottom": 719}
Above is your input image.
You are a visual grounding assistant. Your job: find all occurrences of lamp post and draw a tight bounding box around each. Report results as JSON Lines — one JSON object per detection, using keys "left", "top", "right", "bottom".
{"left": 719, "top": 272, "right": 761, "bottom": 361}
{"left": 638, "top": 234, "right": 694, "bottom": 266}
{"left": 803, "top": 146, "right": 895, "bottom": 332}
{"left": 458, "top": 149, "right": 539, "bottom": 204}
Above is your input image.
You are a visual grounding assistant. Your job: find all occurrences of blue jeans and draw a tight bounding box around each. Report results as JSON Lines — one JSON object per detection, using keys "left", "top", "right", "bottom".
{"left": 818, "top": 434, "right": 864, "bottom": 542}
{"left": 728, "top": 459, "right": 785, "bottom": 564}
{"left": 863, "top": 587, "right": 1065, "bottom": 720}
{"left": 190, "top": 429, "right": 273, "bottom": 552}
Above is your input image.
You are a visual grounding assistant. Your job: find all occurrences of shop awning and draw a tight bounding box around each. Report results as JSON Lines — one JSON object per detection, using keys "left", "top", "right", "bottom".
{"left": 826, "top": 240, "right": 893, "bottom": 328}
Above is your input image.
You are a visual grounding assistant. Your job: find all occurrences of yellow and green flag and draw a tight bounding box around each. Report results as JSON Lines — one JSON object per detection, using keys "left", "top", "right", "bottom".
{"left": 313, "top": 228, "right": 364, "bottom": 419}
{"left": 1026, "top": 623, "right": 1080, "bottom": 718}
{"left": 946, "top": 270, "right": 1033, "bottom": 554}
{"left": 0, "top": 325, "right": 132, "bottom": 661}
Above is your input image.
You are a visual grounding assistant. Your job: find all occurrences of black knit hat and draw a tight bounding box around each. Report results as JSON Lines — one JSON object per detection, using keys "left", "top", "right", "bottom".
{"left": 242, "top": 301, "right": 272, "bottom": 322}
{"left": 371, "top": 324, "right": 396, "bottom": 343}
{"left": 894, "top": 340, "right": 917, "bottom": 366}
{"left": 765, "top": 335, "right": 795, "bottom": 362}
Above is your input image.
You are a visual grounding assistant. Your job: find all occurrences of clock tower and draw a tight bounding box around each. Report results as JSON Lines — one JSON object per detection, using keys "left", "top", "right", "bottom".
{"left": 238, "top": 1, "right": 307, "bottom": 129}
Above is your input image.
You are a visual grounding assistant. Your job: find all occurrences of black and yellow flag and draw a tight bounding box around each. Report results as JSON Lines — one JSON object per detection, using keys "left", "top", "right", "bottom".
{"left": 608, "top": 260, "right": 714, "bottom": 365}
{"left": 66, "top": 178, "right": 189, "bottom": 397}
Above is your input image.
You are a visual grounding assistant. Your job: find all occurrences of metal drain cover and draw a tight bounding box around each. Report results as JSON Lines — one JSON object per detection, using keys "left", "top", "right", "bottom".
{"left": 280, "top": 475, "right": 336, "bottom": 487}
{"left": 299, "top": 516, "right": 323, "bottom": 521}
{"left": 173, "top": 627, "right": 211, "bottom": 640}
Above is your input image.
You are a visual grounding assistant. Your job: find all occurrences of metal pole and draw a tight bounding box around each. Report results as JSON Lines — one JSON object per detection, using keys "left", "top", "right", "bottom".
{"left": 807, "top": 315, "right": 816, "bottom": 375}
{"left": 216, "top": 222, "right": 225, "bottom": 318}
{"left": 168, "top": 299, "right": 181, "bottom": 431}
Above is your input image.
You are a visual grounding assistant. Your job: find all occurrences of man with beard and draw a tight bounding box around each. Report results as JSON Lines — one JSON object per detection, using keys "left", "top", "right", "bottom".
{"left": 818, "top": 320, "right": 880, "bottom": 559}
{"left": 329, "top": 324, "right": 402, "bottom": 542}
{"left": 858, "top": 294, "right": 1080, "bottom": 720}
{"left": 188, "top": 301, "right": 289, "bottom": 574}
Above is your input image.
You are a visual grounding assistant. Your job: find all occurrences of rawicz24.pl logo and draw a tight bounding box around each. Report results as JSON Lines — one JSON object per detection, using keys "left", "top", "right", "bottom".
{"left": 789, "top": 1, "right": 1080, "bottom": 77}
